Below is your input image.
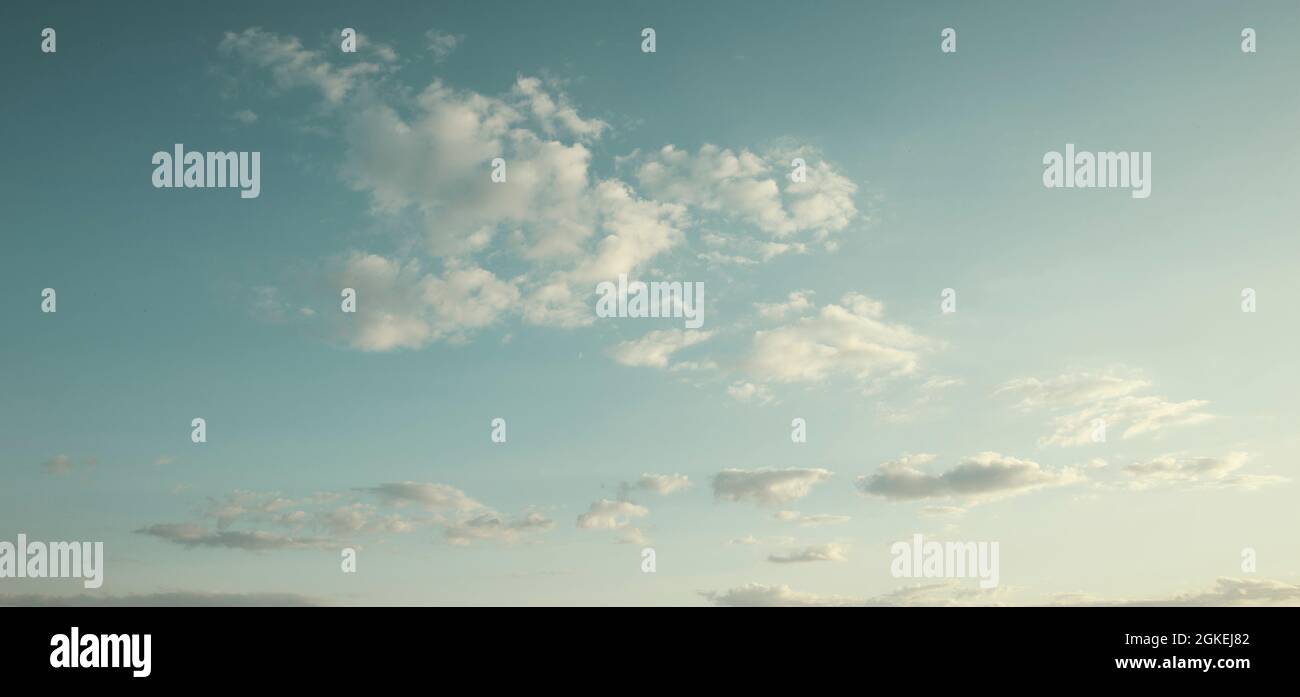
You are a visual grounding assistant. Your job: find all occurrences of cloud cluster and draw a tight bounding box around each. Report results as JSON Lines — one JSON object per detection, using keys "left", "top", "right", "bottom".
{"left": 220, "top": 28, "right": 863, "bottom": 353}
{"left": 577, "top": 473, "right": 692, "bottom": 544}
{"left": 1054, "top": 577, "right": 1300, "bottom": 607}
{"left": 701, "top": 580, "right": 1003, "bottom": 607}
{"left": 137, "top": 481, "right": 551, "bottom": 550}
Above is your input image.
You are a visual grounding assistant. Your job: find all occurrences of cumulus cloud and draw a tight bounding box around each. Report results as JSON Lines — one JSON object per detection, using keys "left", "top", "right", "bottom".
{"left": 628, "top": 473, "right": 692, "bottom": 495}
{"left": 341, "top": 80, "right": 602, "bottom": 260}
{"left": 746, "top": 293, "right": 931, "bottom": 385}
{"left": 425, "top": 29, "right": 463, "bottom": 60}
{"left": 712, "top": 467, "right": 833, "bottom": 505}
{"left": 578, "top": 473, "right": 690, "bottom": 544}
{"left": 767, "top": 543, "right": 848, "bottom": 564}
{"left": 569, "top": 180, "right": 688, "bottom": 282}
{"left": 513, "top": 76, "right": 608, "bottom": 141}
{"left": 754, "top": 290, "right": 815, "bottom": 320}
{"left": 609, "top": 329, "right": 712, "bottom": 369}
{"left": 631, "top": 144, "right": 858, "bottom": 240}
{"left": 856, "top": 452, "right": 1082, "bottom": 504}
{"left": 996, "top": 371, "right": 1213, "bottom": 447}
{"left": 338, "top": 253, "right": 519, "bottom": 351}
{"left": 361, "top": 481, "right": 484, "bottom": 511}
{"left": 222, "top": 32, "right": 863, "bottom": 354}
{"left": 576, "top": 499, "right": 649, "bottom": 530}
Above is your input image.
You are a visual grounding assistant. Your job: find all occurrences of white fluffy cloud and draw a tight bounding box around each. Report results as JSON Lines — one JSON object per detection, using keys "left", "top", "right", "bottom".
{"left": 632, "top": 144, "right": 858, "bottom": 240}
{"left": 609, "top": 329, "right": 713, "bottom": 369}
{"left": 754, "top": 290, "right": 815, "bottom": 320}
{"left": 344, "top": 83, "right": 598, "bottom": 258}
{"left": 712, "top": 467, "right": 833, "bottom": 505}
{"left": 746, "top": 293, "right": 931, "bottom": 384}
{"left": 578, "top": 473, "right": 690, "bottom": 544}
{"left": 513, "top": 76, "right": 608, "bottom": 141}
{"left": 338, "top": 253, "right": 519, "bottom": 351}
{"left": 576, "top": 499, "right": 649, "bottom": 530}
{"left": 629, "top": 473, "right": 692, "bottom": 495}
{"left": 856, "top": 452, "right": 1082, "bottom": 504}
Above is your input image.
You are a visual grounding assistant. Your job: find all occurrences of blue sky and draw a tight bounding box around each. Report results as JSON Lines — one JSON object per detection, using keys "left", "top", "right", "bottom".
{"left": 3, "top": 0, "right": 1299, "bottom": 606}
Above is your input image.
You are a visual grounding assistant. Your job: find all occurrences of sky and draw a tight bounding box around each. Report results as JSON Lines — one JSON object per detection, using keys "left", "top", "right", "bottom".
{"left": 2, "top": 0, "right": 1299, "bottom": 606}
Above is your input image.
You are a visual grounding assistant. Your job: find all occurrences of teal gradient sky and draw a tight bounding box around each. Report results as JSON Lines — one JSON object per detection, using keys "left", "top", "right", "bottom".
{"left": 2, "top": 0, "right": 1299, "bottom": 606}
